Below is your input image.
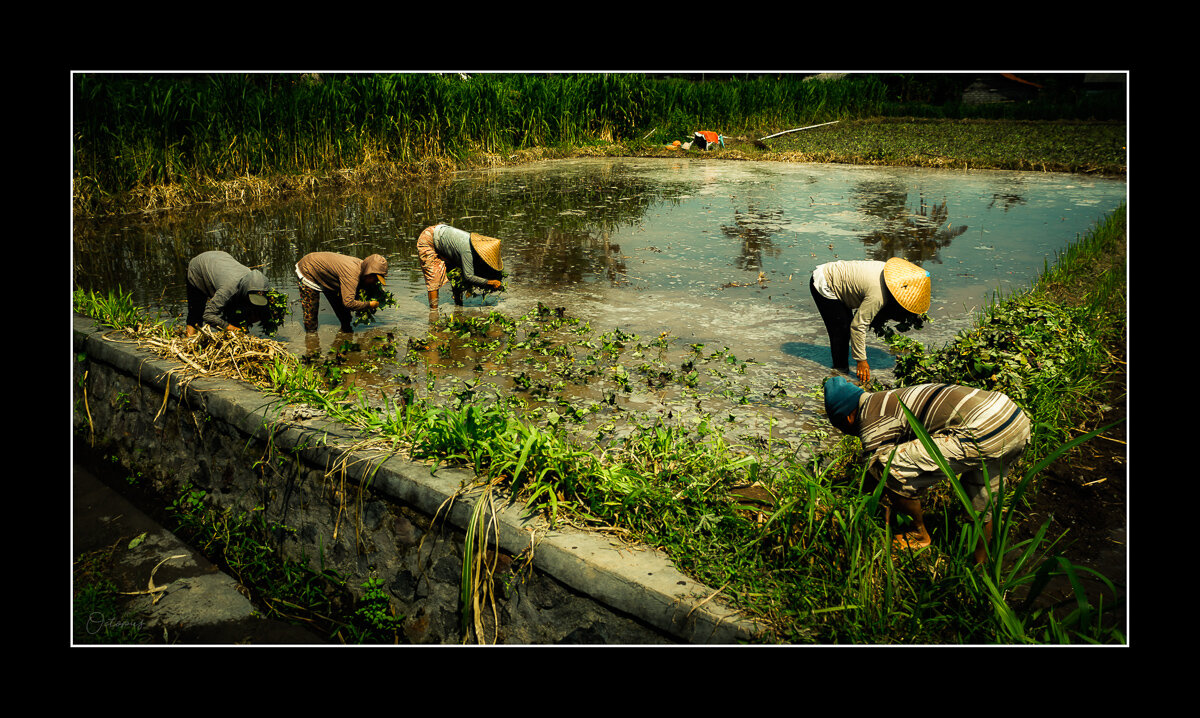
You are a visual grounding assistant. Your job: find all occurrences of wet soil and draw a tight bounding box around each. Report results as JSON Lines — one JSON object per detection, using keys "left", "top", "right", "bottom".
{"left": 1007, "top": 396, "right": 1127, "bottom": 633}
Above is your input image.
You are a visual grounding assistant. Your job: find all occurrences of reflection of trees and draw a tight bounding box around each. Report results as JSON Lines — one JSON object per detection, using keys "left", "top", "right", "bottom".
{"left": 452, "top": 163, "right": 689, "bottom": 287}
{"left": 850, "top": 180, "right": 968, "bottom": 264}
{"left": 72, "top": 161, "right": 693, "bottom": 303}
{"left": 987, "top": 190, "right": 1027, "bottom": 212}
{"left": 73, "top": 191, "right": 411, "bottom": 308}
{"left": 515, "top": 228, "right": 627, "bottom": 285}
{"left": 720, "top": 204, "right": 784, "bottom": 273}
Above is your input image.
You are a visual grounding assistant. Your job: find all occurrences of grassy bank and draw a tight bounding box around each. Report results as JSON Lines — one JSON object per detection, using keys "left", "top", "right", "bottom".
{"left": 73, "top": 202, "right": 1127, "bottom": 643}
{"left": 72, "top": 73, "right": 1126, "bottom": 217}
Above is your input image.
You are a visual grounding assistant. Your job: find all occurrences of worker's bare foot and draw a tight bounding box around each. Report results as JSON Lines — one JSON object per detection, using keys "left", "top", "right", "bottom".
{"left": 892, "top": 530, "right": 932, "bottom": 551}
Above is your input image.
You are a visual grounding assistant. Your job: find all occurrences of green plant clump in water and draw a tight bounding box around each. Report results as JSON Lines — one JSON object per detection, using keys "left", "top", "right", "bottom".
{"left": 448, "top": 267, "right": 507, "bottom": 303}
{"left": 354, "top": 283, "right": 396, "bottom": 326}
{"left": 230, "top": 288, "right": 290, "bottom": 336}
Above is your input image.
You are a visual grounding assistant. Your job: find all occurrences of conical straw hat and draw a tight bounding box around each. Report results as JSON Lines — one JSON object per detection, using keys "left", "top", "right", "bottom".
{"left": 470, "top": 233, "right": 503, "bottom": 272}
{"left": 883, "top": 257, "right": 931, "bottom": 314}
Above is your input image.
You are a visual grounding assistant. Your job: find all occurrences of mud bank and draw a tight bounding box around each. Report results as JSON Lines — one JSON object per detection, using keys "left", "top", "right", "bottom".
{"left": 72, "top": 314, "right": 766, "bottom": 644}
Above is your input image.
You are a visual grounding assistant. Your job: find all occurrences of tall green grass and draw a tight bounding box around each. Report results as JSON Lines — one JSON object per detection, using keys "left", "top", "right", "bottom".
{"left": 73, "top": 73, "right": 1125, "bottom": 216}
{"left": 894, "top": 398, "right": 1124, "bottom": 643}
{"left": 70, "top": 73, "right": 921, "bottom": 215}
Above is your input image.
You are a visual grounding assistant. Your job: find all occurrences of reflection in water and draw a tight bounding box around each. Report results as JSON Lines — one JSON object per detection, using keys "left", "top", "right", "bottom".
{"left": 514, "top": 227, "right": 628, "bottom": 286}
{"left": 860, "top": 196, "right": 970, "bottom": 265}
{"left": 851, "top": 178, "right": 970, "bottom": 265}
{"left": 721, "top": 204, "right": 784, "bottom": 273}
{"left": 74, "top": 158, "right": 1126, "bottom": 396}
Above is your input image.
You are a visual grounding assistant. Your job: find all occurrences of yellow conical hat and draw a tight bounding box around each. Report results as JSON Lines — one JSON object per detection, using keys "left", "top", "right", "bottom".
{"left": 470, "top": 233, "right": 503, "bottom": 272}
{"left": 883, "top": 257, "right": 931, "bottom": 314}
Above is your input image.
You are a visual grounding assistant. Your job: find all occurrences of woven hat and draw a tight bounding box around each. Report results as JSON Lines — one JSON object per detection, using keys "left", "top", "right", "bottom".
{"left": 470, "top": 233, "right": 503, "bottom": 272}
{"left": 883, "top": 257, "right": 931, "bottom": 314}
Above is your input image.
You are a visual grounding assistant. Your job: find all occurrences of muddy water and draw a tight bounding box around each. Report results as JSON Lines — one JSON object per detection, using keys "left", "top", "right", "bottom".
{"left": 73, "top": 157, "right": 1127, "bottom": 448}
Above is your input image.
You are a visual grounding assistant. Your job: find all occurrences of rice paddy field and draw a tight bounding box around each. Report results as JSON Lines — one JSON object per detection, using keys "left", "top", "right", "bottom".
{"left": 71, "top": 72, "right": 1129, "bottom": 644}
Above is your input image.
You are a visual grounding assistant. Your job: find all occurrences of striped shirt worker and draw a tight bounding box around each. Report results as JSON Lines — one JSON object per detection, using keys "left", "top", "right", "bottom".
{"left": 828, "top": 380, "right": 1031, "bottom": 522}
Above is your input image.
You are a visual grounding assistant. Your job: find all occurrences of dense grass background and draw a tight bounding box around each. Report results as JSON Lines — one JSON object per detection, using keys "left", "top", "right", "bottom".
{"left": 72, "top": 72, "right": 1126, "bottom": 216}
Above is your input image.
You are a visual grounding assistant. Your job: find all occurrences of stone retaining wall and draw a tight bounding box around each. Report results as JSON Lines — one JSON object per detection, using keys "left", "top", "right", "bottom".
{"left": 72, "top": 315, "right": 765, "bottom": 644}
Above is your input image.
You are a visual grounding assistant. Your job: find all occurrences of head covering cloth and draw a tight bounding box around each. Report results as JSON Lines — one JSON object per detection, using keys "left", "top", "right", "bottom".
{"left": 824, "top": 376, "right": 865, "bottom": 434}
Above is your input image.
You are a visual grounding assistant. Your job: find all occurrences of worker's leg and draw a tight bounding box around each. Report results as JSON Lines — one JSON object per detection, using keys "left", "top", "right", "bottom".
{"left": 326, "top": 291, "right": 354, "bottom": 333}
{"left": 885, "top": 490, "right": 932, "bottom": 550}
{"left": 417, "top": 226, "right": 447, "bottom": 309}
{"left": 185, "top": 281, "right": 205, "bottom": 336}
{"left": 884, "top": 434, "right": 981, "bottom": 552}
{"left": 299, "top": 285, "right": 321, "bottom": 333}
{"left": 810, "top": 277, "right": 853, "bottom": 371}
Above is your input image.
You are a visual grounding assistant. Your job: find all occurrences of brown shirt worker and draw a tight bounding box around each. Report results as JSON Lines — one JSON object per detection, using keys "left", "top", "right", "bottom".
{"left": 295, "top": 252, "right": 389, "bottom": 332}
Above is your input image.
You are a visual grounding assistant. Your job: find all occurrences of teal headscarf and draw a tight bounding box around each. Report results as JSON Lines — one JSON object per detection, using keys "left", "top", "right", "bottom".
{"left": 823, "top": 376, "right": 864, "bottom": 434}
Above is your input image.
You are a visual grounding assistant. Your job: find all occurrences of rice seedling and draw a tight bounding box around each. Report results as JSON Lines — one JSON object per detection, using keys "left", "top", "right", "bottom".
{"left": 353, "top": 283, "right": 396, "bottom": 327}
{"left": 447, "top": 267, "right": 507, "bottom": 305}
{"left": 229, "top": 288, "right": 290, "bottom": 336}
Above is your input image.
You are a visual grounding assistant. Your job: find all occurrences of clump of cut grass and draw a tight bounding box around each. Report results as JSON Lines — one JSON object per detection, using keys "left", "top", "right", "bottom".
{"left": 76, "top": 287, "right": 301, "bottom": 391}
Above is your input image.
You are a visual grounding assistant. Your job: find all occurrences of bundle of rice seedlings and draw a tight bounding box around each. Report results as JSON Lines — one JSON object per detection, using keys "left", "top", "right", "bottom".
{"left": 353, "top": 283, "right": 396, "bottom": 327}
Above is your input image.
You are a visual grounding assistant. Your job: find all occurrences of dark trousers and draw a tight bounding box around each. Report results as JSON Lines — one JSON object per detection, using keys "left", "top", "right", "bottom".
{"left": 300, "top": 285, "right": 353, "bottom": 333}
{"left": 810, "top": 276, "right": 852, "bottom": 370}
{"left": 185, "top": 281, "right": 209, "bottom": 329}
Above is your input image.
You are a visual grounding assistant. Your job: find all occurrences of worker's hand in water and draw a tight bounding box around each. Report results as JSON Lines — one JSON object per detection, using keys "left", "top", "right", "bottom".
{"left": 856, "top": 360, "right": 871, "bottom": 384}
{"left": 487, "top": 279, "right": 503, "bottom": 290}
